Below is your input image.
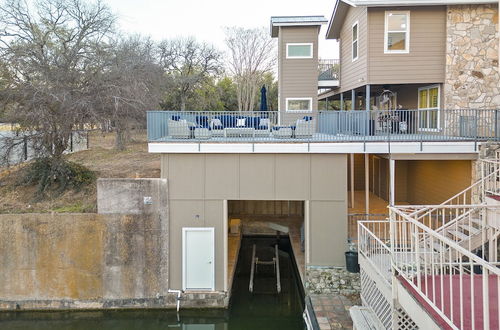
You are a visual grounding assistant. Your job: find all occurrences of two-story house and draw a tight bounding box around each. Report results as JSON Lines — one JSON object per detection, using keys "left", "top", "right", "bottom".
{"left": 143, "top": 2, "right": 498, "bottom": 324}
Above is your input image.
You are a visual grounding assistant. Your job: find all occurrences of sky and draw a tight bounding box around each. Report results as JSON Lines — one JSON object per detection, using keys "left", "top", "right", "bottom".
{"left": 102, "top": 0, "right": 339, "bottom": 59}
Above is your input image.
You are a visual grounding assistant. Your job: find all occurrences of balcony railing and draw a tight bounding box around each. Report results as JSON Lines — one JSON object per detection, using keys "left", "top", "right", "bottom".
{"left": 318, "top": 59, "right": 340, "bottom": 81}
{"left": 147, "top": 109, "right": 500, "bottom": 145}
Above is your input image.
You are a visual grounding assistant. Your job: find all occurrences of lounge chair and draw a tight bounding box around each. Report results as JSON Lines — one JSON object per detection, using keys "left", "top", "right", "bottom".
{"left": 168, "top": 118, "right": 193, "bottom": 139}
{"left": 294, "top": 116, "right": 315, "bottom": 138}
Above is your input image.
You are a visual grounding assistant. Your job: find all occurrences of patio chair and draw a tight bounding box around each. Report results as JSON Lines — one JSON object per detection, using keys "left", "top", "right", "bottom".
{"left": 294, "top": 116, "right": 315, "bottom": 138}
{"left": 168, "top": 119, "right": 192, "bottom": 139}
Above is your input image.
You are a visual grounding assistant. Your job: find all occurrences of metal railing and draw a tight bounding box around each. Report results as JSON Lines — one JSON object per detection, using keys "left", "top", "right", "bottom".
{"left": 390, "top": 207, "right": 500, "bottom": 330}
{"left": 318, "top": 59, "right": 340, "bottom": 81}
{"left": 147, "top": 109, "right": 500, "bottom": 145}
{"left": 358, "top": 221, "right": 393, "bottom": 283}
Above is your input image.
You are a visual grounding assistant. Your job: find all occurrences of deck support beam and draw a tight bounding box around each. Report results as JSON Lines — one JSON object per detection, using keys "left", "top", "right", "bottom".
{"left": 351, "top": 89, "right": 355, "bottom": 111}
{"left": 350, "top": 154, "right": 355, "bottom": 208}
{"left": 389, "top": 159, "right": 395, "bottom": 206}
{"left": 365, "top": 154, "right": 370, "bottom": 215}
{"left": 365, "top": 85, "right": 370, "bottom": 111}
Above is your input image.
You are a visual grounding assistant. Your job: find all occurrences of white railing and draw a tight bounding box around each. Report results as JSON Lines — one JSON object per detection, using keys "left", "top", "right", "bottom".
{"left": 482, "top": 159, "right": 500, "bottom": 197}
{"left": 390, "top": 207, "right": 500, "bottom": 330}
{"left": 358, "top": 221, "right": 392, "bottom": 283}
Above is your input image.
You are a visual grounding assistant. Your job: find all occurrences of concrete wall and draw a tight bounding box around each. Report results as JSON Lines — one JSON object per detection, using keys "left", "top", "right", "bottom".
{"left": 160, "top": 153, "right": 349, "bottom": 291}
{"left": 0, "top": 213, "right": 169, "bottom": 309}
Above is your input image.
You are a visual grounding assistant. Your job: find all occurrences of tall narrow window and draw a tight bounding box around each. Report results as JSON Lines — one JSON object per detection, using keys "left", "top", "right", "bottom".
{"left": 385, "top": 11, "right": 410, "bottom": 53}
{"left": 352, "top": 22, "right": 359, "bottom": 61}
{"left": 418, "top": 85, "right": 440, "bottom": 131}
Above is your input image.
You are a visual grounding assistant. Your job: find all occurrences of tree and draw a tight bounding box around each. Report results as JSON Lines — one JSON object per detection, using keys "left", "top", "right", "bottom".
{"left": 224, "top": 27, "right": 276, "bottom": 111}
{"left": 98, "top": 35, "right": 163, "bottom": 150}
{"left": 216, "top": 77, "right": 238, "bottom": 111}
{"left": 0, "top": 0, "right": 114, "bottom": 193}
{"left": 158, "top": 37, "right": 222, "bottom": 111}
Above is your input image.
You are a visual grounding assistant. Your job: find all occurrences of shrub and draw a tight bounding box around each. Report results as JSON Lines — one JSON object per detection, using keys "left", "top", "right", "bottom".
{"left": 21, "top": 157, "right": 95, "bottom": 197}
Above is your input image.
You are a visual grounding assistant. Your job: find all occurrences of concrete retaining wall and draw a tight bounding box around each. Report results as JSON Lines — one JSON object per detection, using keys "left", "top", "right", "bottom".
{"left": 0, "top": 212, "right": 170, "bottom": 310}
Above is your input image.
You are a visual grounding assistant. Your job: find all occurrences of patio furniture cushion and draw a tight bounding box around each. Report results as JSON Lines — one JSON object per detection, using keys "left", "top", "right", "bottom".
{"left": 196, "top": 115, "right": 209, "bottom": 128}
{"left": 210, "top": 118, "right": 223, "bottom": 130}
{"left": 303, "top": 116, "right": 313, "bottom": 121}
{"left": 259, "top": 118, "right": 270, "bottom": 127}
{"left": 216, "top": 115, "right": 237, "bottom": 128}
{"left": 236, "top": 118, "right": 246, "bottom": 127}
{"left": 171, "top": 115, "right": 181, "bottom": 121}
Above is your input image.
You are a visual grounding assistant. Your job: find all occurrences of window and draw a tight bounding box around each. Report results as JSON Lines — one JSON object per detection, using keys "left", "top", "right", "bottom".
{"left": 352, "top": 22, "right": 359, "bottom": 61}
{"left": 418, "top": 85, "right": 440, "bottom": 130}
{"left": 286, "top": 43, "right": 313, "bottom": 59}
{"left": 286, "top": 98, "right": 312, "bottom": 112}
{"left": 385, "top": 11, "right": 410, "bottom": 53}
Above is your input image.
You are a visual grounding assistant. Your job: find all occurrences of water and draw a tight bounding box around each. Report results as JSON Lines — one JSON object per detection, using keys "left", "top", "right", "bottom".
{"left": 0, "top": 236, "right": 305, "bottom": 330}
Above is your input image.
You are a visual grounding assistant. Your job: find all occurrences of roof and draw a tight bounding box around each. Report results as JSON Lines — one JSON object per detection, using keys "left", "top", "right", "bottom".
{"left": 270, "top": 16, "right": 328, "bottom": 38}
{"left": 326, "top": 0, "right": 497, "bottom": 39}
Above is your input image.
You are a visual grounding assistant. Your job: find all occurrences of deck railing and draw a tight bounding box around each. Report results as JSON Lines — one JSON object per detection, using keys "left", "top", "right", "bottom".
{"left": 358, "top": 221, "right": 392, "bottom": 283}
{"left": 147, "top": 109, "right": 500, "bottom": 145}
{"left": 390, "top": 206, "right": 500, "bottom": 330}
{"left": 318, "top": 59, "right": 340, "bottom": 81}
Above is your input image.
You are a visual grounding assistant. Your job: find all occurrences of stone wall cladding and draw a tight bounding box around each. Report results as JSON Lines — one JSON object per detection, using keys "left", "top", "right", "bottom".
{"left": 306, "top": 266, "right": 360, "bottom": 295}
{"left": 445, "top": 5, "right": 499, "bottom": 109}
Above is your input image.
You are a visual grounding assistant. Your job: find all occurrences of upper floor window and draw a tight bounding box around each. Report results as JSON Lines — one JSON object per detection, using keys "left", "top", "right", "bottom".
{"left": 352, "top": 22, "right": 359, "bottom": 61}
{"left": 286, "top": 43, "right": 313, "bottom": 59}
{"left": 418, "top": 85, "right": 440, "bottom": 131}
{"left": 286, "top": 97, "right": 312, "bottom": 112}
{"left": 384, "top": 11, "right": 410, "bottom": 53}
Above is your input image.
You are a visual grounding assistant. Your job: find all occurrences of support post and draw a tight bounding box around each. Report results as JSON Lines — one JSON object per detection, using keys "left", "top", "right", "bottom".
{"left": 351, "top": 89, "right": 356, "bottom": 111}
{"left": 365, "top": 154, "right": 370, "bottom": 215}
{"left": 350, "top": 154, "right": 355, "bottom": 209}
{"left": 365, "top": 84, "right": 371, "bottom": 111}
{"left": 389, "top": 159, "right": 396, "bottom": 206}
{"left": 340, "top": 93, "right": 344, "bottom": 111}
{"left": 325, "top": 97, "right": 329, "bottom": 111}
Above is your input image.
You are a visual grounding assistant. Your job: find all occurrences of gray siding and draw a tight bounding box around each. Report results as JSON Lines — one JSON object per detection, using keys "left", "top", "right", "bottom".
{"left": 339, "top": 6, "right": 369, "bottom": 93}
{"left": 367, "top": 6, "right": 446, "bottom": 84}
{"left": 161, "top": 153, "right": 348, "bottom": 290}
{"left": 279, "top": 26, "right": 320, "bottom": 117}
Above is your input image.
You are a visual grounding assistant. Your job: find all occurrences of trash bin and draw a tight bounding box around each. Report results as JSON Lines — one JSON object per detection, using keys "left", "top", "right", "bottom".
{"left": 345, "top": 251, "right": 360, "bottom": 273}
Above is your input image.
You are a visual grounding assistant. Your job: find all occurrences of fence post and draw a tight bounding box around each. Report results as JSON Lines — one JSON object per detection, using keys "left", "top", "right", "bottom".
{"left": 23, "top": 136, "right": 28, "bottom": 161}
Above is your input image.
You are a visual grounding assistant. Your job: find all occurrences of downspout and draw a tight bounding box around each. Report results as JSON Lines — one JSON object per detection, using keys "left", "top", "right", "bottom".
{"left": 168, "top": 289, "right": 183, "bottom": 313}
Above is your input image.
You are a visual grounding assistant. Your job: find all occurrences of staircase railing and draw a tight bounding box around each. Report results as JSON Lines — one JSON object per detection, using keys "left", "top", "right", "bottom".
{"left": 390, "top": 206, "right": 500, "bottom": 330}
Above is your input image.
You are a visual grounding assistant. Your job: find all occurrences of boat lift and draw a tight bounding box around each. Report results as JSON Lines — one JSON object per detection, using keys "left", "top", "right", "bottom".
{"left": 248, "top": 243, "right": 281, "bottom": 294}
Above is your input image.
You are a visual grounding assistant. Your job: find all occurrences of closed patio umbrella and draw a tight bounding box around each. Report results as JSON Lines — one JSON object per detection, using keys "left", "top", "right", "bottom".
{"left": 260, "top": 85, "right": 268, "bottom": 111}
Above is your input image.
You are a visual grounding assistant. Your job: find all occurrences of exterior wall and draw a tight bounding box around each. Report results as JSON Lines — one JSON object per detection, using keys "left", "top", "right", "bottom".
{"left": 278, "top": 26, "right": 320, "bottom": 123}
{"left": 339, "top": 6, "right": 368, "bottom": 93}
{"left": 367, "top": 6, "right": 447, "bottom": 85}
{"left": 444, "top": 4, "right": 499, "bottom": 109}
{"left": 405, "top": 160, "right": 472, "bottom": 204}
{"left": 0, "top": 213, "right": 171, "bottom": 310}
{"left": 160, "top": 153, "right": 349, "bottom": 292}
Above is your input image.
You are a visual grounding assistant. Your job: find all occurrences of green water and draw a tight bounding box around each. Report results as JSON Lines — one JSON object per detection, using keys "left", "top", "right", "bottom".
{"left": 0, "top": 237, "right": 304, "bottom": 330}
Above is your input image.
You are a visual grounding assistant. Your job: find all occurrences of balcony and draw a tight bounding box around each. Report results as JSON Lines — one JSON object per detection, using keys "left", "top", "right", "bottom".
{"left": 318, "top": 59, "right": 340, "bottom": 88}
{"left": 147, "top": 109, "right": 500, "bottom": 154}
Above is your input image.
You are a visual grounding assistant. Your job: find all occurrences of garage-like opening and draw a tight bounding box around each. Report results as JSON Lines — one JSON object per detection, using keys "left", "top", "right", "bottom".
{"left": 226, "top": 200, "right": 305, "bottom": 328}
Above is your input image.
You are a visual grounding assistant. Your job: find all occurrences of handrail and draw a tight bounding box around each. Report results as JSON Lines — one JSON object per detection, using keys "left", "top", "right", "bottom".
{"left": 390, "top": 207, "right": 500, "bottom": 275}
{"left": 275, "top": 244, "right": 281, "bottom": 293}
{"left": 249, "top": 244, "right": 256, "bottom": 293}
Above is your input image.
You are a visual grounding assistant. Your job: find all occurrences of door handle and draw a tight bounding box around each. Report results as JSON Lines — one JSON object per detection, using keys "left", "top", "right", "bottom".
{"left": 208, "top": 261, "right": 212, "bottom": 264}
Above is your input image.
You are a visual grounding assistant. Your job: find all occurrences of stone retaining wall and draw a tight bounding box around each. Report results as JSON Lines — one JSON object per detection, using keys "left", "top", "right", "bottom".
{"left": 306, "top": 266, "right": 360, "bottom": 295}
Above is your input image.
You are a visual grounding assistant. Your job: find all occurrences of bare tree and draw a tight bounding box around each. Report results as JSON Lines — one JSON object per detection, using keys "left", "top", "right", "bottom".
{"left": 0, "top": 0, "right": 114, "bottom": 191}
{"left": 98, "top": 35, "right": 163, "bottom": 150}
{"left": 224, "top": 27, "right": 276, "bottom": 111}
{"left": 157, "top": 37, "right": 222, "bottom": 111}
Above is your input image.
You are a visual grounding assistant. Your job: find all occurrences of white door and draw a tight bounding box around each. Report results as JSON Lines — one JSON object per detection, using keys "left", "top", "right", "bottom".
{"left": 182, "top": 227, "right": 215, "bottom": 291}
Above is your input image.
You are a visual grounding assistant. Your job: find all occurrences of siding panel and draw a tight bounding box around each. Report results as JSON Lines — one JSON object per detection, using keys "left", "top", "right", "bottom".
{"left": 368, "top": 6, "right": 446, "bottom": 84}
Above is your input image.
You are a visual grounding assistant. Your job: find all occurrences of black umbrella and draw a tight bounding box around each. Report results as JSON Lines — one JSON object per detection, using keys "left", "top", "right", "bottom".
{"left": 260, "top": 85, "right": 268, "bottom": 111}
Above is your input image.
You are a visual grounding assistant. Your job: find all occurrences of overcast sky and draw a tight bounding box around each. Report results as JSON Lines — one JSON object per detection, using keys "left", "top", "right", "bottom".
{"left": 102, "top": 0, "right": 339, "bottom": 59}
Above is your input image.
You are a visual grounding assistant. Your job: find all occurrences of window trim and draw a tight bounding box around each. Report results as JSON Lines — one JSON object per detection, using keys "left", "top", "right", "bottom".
{"left": 352, "top": 21, "right": 359, "bottom": 62}
{"left": 286, "top": 43, "right": 313, "bottom": 59}
{"left": 384, "top": 10, "right": 410, "bottom": 54}
{"left": 285, "top": 97, "right": 313, "bottom": 112}
{"left": 417, "top": 84, "right": 441, "bottom": 132}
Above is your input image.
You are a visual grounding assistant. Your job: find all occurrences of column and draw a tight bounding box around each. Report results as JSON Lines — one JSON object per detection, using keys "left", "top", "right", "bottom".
{"left": 365, "top": 154, "right": 370, "bottom": 215}
{"left": 340, "top": 93, "right": 344, "bottom": 111}
{"left": 389, "top": 159, "right": 396, "bottom": 206}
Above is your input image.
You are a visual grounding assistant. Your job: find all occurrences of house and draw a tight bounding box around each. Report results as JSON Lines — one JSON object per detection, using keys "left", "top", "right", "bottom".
{"left": 144, "top": 2, "right": 499, "bottom": 324}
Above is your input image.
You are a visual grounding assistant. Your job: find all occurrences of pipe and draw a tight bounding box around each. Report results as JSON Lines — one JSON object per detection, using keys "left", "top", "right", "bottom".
{"left": 168, "top": 289, "right": 183, "bottom": 313}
